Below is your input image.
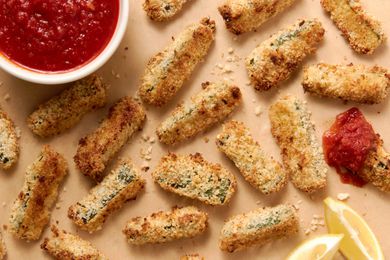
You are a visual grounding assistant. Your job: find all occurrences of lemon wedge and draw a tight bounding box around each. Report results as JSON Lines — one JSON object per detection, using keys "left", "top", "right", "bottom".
{"left": 286, "top": 234, "right": 343, "bottom": 260}
{"left": 324, "top": 197, "right": 384, "bottom": 260}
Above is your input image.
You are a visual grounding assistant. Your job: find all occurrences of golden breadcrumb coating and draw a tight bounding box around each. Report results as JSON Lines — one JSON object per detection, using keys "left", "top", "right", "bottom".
{"left": 218, "top": 0, "right": 296, "bottom": 35}
{"left": 180, "top": 253, "right": 204, "bottom": 260}
{"left": 360, "top": 137, "right": 390, "bottom": 193}
{"left": 0, "top": 231, "right": 5, "bottom": 260}
{"left": 9, "top": 145, "right": 68, "bottom": 241}
{"left": 41, "top": 225, "right": 108, "bottom": 260}
{"left": 152, "top": 153, "right": 236, "bottom": 205}
{"left": 139, "top": 18, "right": 215, "bottom": 106}
{"left": 74, "top": 97, "right": 146, "bottom": 182}
{"left": 320, "top": 0, "right": 386, "bottom": 54}
{"left": 68, "top": 159, "right": 145, "bottom": 233}
{"left": 246, "top": 19, "right": 324, "bottom": 91}
{"left": 0, "top": 108, "right": 19, "bottom": 170}
{"left": 302, "top": 63, "right": 390, "bottom": 104}
{"left": 156, "top": 81, "right": 242, "bottom": 145}
{"left": 123, "top": 206, "right": 208, "bottom": 245}
{"left": 219, "top": 204, "right": 299, "bottom": 253}
{"left": 143, "top": 0, "right": 189, "bottom": 21}
{"left": 269, "top": 95, "right": 327, "bottom": 193}
{"left": 27, "top": 74, "right": 107, "bottom": 137}
{"left": 216, "top": 120, "right": 287, "bottom": 194}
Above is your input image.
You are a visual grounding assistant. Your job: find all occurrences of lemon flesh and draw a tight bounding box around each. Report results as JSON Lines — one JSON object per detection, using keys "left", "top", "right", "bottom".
{"left": 324, "top": 197, "right": 384, "bottom": 260}
{"left": 287, "top": 234, "right": 344, "bottom": 260}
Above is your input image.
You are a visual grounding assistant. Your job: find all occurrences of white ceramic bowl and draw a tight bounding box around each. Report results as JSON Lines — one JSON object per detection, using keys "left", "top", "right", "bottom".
{"left": 0, "top": 0, "right": 129, "bottom": 85}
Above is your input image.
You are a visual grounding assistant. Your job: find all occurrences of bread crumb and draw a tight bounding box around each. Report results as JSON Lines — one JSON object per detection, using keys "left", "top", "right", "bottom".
{"left": 4, "top": 93, "right": 10, "bottom": 101}
{"left": 337, "top": 193, "right": 350, "bottom": 201}
{"left": 255, "top": 105, "right": 263, "bottom": 116}
{"left": 203, "top": 137, "right": 209, "bottom": 143}
{"left": 228, "top": 47, "right": 234, "bottom": 54}
{"left": 15, "top": 126, "right": 21, "bottom": 138}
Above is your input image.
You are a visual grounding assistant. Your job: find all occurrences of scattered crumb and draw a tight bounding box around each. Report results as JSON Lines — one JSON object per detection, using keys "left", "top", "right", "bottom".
{"left": 203, "top": 137, "right": 209, "bottom": 143}
{"left": 255, "top": 105, "right": 263, "bottom": 116}
{"left": 149, "top": 137, "right": 156, "bottom": 144}
{"left": 3, "top": 225, "right": 7, "bottom": 231}
{"left": 15, "top": 126, "right": 21, "bottom": 138}
{"left": 228, "top": 47, "right": 234, "bottom": 54}
{"left": 4, "top": 93, "right": 10, "bottom": 101}
{"left": 297, "top": 200, "right": 302, "bottom": 204}
{"left": 337, "top": 193, "right": 350, "bottom": 201}
{"left": 2, "top": 202, "right": 6, "bottom": 207}
{"left": 63, "top": 187, "right": 67, "bottom": 192}
{"left": 292, "top": 204, "right": 300, "bottom": 210}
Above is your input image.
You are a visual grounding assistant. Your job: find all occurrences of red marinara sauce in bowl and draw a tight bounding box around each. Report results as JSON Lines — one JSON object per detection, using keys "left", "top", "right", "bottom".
{"left": 0, "top": 0, "right": 128, "bottom": 84}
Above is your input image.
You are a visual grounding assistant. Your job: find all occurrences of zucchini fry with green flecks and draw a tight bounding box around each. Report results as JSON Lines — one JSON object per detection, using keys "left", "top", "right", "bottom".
{"left": 0, "top": 230, "right": 5, "bottom": 260}
{"left": 41, "top": 225, "right": 108, "bottom": 260}
{"left": 139, "top": 18, "right": 215, "bottom": 106}
{"left": 216, "top": 120, "right": 287, "bottom": 194}
{"left": 0, "top": 108, "right": 19, "bottom": 170}
{"left": 68, "top": 159, "right": 145, "bottom": 233}
{"left": 152, "top": 153, "right": 236, "bottom": 205}
{"left": 74, "top": 97, "right": 146, "bottom": 182}
{"left": 219, "top": 204, "right": 299, "bottom": 253}
{"left": 302, "top": 63, "right": 390, "bottom": 104}
{"left": 320, "top": 0, "right": 386, "bottom": 54}
{"left": 156, "top": 81, "right": 242, "bottom": 145}
{"left": 269, "top": 95, "right": 327, "bottom": 193}
{"left": 9, "top": 145, "right": 68, "bottom": 241}
{"left": 246, "top": 19, "right": 324, "bottom": 91}
{"left": 143, "top": 0, "right": 189, "bottom": 21}
{"left": 27, "top": 74, "right": 107, "bottom": 137}
{"left": 123, "top": 206, "right": 208, "bottom": 245}
{"left": 218, "top": 0, "right": 296, "bottom": 35}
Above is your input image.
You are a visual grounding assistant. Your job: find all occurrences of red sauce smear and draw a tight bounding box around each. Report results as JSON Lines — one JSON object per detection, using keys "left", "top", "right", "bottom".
{"left": 0, "top": 0, "right": 119, "bottom": 72}
{"left": 323, "top": 107, "right": 377, "bottom": 187}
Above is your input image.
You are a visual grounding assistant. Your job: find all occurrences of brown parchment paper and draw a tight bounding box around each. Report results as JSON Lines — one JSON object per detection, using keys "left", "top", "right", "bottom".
{"left": 0, "top": 0, "right": 389, "bottom": 259}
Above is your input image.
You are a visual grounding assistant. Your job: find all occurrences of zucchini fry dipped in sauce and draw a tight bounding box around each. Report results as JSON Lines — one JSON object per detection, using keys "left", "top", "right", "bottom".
{"left": 139, "top": 18, "right": 215, "bottom": 106}
{"left": 269, "top": 95, "right": 327, "bottom": 193}
{"left": 156, "top": 81, "right": 242, "bottom": 145}
{"left": 323, "top": 108, "right": 390, "bottom": 192}
{"left": 68, "top": 159, "right": 145, "bottom": 233}
{"left": 216, "top": 120, "right": 287, "bottom": 194}
{"left": 152, "top": 153, "right": 236, "bottom": 205}
{"left": 0, "top": 231, "right": 5, "bottom": 260}
{"left": 0, "top": 108, "right": 19, "bottom": 170}
{"left": 123, "top": 206, "right": 208, "bottom": 245}
{"left": 41, "top": 225, "right": 108, "bottom": 260}
{"left": 302, "top": 63, "right": 390, "bottom": 104}
{"left": 74, "top": 97, "right": 146, "bottom": 182}
{"left": 9, "top": 145, "right": 68, "bottom": 241}
{"left": 320, "top": 0, "right": 386, "bottom": 54}
{"left": 219, "top": 204, "right": 299, "bottom": 253}
{"left": 143, "top": 0, "right": 189, "bottom": 21}
{"left": 27, "top": 74, "right": 107, "bottom": 137}
{"left": 246, "top": 19, "right": 324, "bottom": 91}
{"left": 218, "top": 0, "right": 296, "bottom": 35}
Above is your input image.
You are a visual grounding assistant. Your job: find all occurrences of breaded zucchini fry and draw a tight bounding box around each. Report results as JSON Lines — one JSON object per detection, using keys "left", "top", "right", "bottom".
{"left": 139, "top": 18, "right": 215, "bottom": 106}
{"left": 302, "top": 63, "right": 390, "bottom": 104}
{"left": 219, "top": 204, "right": 299, "bottom": 253}
{"left": 41, "top": 225, "right": 108, "bottom": 260}
{"left": 152, "top": 153, "right": 236, "bottom": 205}
{"left": 269, "top": 95, "right": 327, "bottom": 193}
{"left": 320, "top": 0, "right": 386, "bottom": 54}
{"left": 180, "top": 253, "right": 204, "bottom": 260}
{"left": 218, "top": 0, "right": 296, "bottom": 35}
{"left": 27, "top": 74, "right": 107, "bottom": 137}
{"left": 74, "top": 97, "right": 146, "bottom": 182}
{"left": 246, "top": 19, "right": 324, "bottom": 91}
{"left": 123, "top": 206, "right": 208, "bottom": 245}
{"left": 216, "top": 120, "right": 287, "bottom": 194}
{"left": 143, "top": 0, "right": 188, "bottom": 21}
{"left": 9, "top": 145, "right": 68, "bottom": 241}
{"left": 0, "top": 108, "right": 19, "bottom": 170}
{"left": 360, "top": 138, "right": 390, "bottom": 192}
{"left": 0, "top": 231, "right": 5, "bottom": 260}
{"left": 156, "top": 81, "right": 242, "bottom": 145}
{"left": 68, "top": 159, "right": 145, "bottom": 232}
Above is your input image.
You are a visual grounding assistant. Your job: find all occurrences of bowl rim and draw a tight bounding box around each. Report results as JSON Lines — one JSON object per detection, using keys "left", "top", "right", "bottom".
{"left": 0, "top": 0, "right": 129, "bottom": 85}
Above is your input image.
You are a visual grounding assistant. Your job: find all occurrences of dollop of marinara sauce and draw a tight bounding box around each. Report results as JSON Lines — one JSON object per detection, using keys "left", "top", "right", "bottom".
{"left": 0, "top": 0, "right": 119, "bottom": 72}
{"left": 323, "top": 107, "right": 377, "bottom": 187}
